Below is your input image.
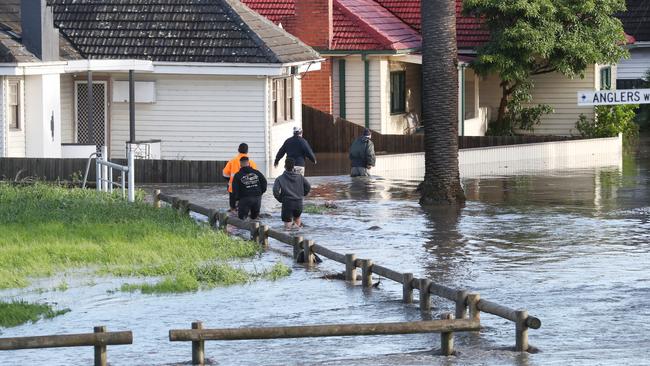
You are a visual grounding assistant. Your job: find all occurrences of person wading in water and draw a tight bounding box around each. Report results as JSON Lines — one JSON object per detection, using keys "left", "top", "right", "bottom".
{"left": 273, "top": 158, "right": 311, "bottom": 230}
{"left": 349, "top": 128, "right": 376, "bottom": 177}
{"left": 232, "top": 156, "right": 267, "bottom": 220}
{"left": 274, "top": 127, "right": 316, "bottom": 176}
{"left": 223, "top": 143, "right": 257, "bottom": 213}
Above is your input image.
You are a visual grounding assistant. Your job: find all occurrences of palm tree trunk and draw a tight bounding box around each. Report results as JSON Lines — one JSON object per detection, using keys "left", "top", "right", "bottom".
{"left": 420, "top": 0, "right": 465, "bottom": 205}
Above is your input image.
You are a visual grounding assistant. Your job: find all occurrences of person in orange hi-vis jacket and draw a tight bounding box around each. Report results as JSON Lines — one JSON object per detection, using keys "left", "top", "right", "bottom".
{"left": 223, "top": 143, "right": 257, "bottom": 213}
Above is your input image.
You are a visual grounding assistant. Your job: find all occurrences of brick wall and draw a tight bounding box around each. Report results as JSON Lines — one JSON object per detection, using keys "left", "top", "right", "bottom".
{"left": 294, "top": 0, "right": 332, "bottom": 48}
{"left": 301, "top": 58, "right": 333, "bottom": 113}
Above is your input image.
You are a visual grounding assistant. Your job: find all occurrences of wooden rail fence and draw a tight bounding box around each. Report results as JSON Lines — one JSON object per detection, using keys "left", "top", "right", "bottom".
{"left": 0, "top": 326, "right": 132, "bottom": 366}
{"left": 155, "top": 191, "right": 542, "bottom": 356}
{"left": 171, "top": 317, "right": 479, "bottom": 364}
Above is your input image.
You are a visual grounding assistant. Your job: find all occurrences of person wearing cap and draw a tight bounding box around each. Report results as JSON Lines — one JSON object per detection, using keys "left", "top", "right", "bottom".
{"left": 349, "top": 128, "right": 376, "bottom": 177}
{"left": 273, "top": 126, "right": 316, "bottom": 176}
{"left": 232, "top": 156, "right": 267, "bottom": 220}
{"left": 273, "top": 158, "right": 311, "bottom": 230}
{"left": 223, "top": 143, "right": 258, "bottom": 213}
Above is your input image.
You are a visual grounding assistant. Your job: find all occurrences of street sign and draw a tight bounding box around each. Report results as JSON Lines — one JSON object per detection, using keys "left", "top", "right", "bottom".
{"left": 577, "top": 89, "right": 650, "bottom": 106}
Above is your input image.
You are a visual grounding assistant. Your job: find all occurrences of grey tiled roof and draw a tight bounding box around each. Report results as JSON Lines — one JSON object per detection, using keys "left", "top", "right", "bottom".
{"left": 47, "top": 0, "right": 320, "bottom": 63}
{"left": 619, "top": 0, "right": 650, "bottom": 42}
{"left": 0, "top": 0, "right": 81, "bottom": 62}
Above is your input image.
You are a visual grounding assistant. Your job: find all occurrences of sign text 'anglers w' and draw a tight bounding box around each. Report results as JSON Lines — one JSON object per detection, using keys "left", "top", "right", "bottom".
{"left": 578, "top": 89, "right": 650, "bottom": 106}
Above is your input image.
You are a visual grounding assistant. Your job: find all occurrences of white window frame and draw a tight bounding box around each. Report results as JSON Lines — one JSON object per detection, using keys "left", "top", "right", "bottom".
{"left": 272, "top": 76, "right": 294, "bottom": 124}
{"left": 7, "top": 80, "right": 21, "bottom": 130}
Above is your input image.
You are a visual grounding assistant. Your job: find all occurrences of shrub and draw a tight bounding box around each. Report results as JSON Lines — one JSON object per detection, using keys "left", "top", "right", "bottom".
{"left": 575, "top": 105, "right": 639, "bottom": 139}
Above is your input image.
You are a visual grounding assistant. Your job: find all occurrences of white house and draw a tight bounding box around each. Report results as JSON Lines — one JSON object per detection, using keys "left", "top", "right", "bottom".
{"left": 0, "top": 0, "right": 322, "bottom": 177}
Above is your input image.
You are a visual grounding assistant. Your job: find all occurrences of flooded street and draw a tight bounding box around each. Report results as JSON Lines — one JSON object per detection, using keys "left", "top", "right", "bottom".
{"left": 2, "top": 139, "right": 650, "bottom": 365}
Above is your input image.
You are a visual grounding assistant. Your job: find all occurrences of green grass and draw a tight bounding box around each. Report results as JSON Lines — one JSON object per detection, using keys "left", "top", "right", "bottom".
{"left": 0, "top": 300, "right": 70, "bottom": 328}
{"left": 0, "top": 183, "right": 260, "bottom": 289}
{"left": 303, "top": 203, "right": 335, "bottom": 215}
{"left": 119, "top": 262, "right": 292, "bottom": 294}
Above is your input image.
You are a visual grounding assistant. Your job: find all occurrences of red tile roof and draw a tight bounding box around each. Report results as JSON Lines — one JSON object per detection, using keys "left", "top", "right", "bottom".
{"left": 334, "top": 0, "right": 421, "bottom": 51}
{"left": 241, "top": 0, "right": 489, "bottom": 51}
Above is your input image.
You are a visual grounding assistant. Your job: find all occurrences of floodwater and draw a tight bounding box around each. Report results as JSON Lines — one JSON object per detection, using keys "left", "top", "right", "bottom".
{"left": 1, "top": 140, "right": 650, "bottom": 365}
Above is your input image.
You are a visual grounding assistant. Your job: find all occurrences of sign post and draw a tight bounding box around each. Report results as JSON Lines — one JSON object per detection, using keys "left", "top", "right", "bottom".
{"left": 578, "top": 89, "right": 650, "bottom": 106}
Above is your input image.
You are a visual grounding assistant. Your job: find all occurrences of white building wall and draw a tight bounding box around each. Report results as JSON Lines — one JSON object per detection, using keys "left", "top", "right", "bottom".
{"left": 7, "top": 76, "right": 26, "bottom": 157}
{"left": 0, "top": 76, "right": 5, "bottom": 157}
{"left": 617, "top": 48, "right": 650, "bottom": 80}
{"left": 109, "top": 74, "right": 267, "bottom": 170}
{"left": 333, "top": 56, "right": 382, "bottom": 131}
{"left": 60, "top": 73, "right": 75, "bottom": 143}
{"left": 24, "top": 74, "right": 62, "bottom": 158}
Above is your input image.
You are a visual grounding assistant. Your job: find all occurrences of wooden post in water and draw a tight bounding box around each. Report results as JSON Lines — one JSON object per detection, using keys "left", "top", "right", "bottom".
{"left": 208, "top": 209, "right": 218, "bottom": 227}
{"left": 153, "top": 189, "right": 161, "bottom": 208}
{"left": 345, "top": 254, "right": 357, "bottom": 282}
{"left": 292, "top": 236, "right": 303, "bottom": 261}
{"left": 455, "top": 290, "right": 468, "bottom": 319}
{"left": 179, "top": 200, "right": 190, "bottom": 216}
{"left": 467, "top": 293, "right": 481, "bottom": 323}
{"left": 361, "top": 259, "right": 373, "bottom": 287}
{"left": 259, "top": 225, "right": 269, "bottom": 248}
{"left": 93, "top": 326, "right": 106, "bottom": 366}
{"left": 515, "top": 309, "right": 529, "bottom": 352}
{"left": 251, "top": 222, "right": 260, "bottom": 243}
{"left": 440, "top": 313, "right": 454, "bottom": 356}
{"left": 192, "top": 321, "right": 205, "bottom": 365}
{"left": 302, "top": 240, "right": 314, "bottom": 265}
{"left": 402, "top": 273, "right": 413, "bottom": 303}
{"left": 419, "top": 279, "right": 432, "bottom": 311}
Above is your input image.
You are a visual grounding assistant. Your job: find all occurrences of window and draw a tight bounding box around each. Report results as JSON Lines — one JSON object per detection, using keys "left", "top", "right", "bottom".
{"left": 7, "top": 81, "right": 20, "bottom": 130}
{"left": 390, "top": 71, "right": 406, "bottom": 114}
{"left": 272, "top": 77, "right": 294, "bottom": 123}
{"left": 600, "top": 67, "right": 611, "bottom": 90}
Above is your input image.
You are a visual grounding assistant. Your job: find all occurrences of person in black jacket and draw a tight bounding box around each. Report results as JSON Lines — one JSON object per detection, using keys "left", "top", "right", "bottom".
{"left": 349, "top": 128, "right": 376, "bottom": 177}
{"left": 232, "top": 157, "right": 267, "bottom": 220}
{"left": 273, "top": 127, "right": 316, "bottom": 175}
{"left": 273, "top": 158, "right": 311, "bottom": 230}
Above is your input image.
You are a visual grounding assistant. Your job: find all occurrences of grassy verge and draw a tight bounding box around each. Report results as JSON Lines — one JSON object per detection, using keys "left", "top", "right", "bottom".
{"left": 303, "top": 203, "right": 336, "bottom": 215}
{"left": 120, "top": 263, "right": 292, "bottom": 294}
{"left": 0, "top": 300, "right": 70, "bottom": 328}
{"left": 0, "top": 183, "right": 264, "bottom": 289}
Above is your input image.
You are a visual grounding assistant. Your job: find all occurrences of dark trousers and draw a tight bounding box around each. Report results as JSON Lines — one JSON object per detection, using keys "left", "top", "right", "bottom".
{"left": 281, "top": 199, "right": 303, "bottom": 222}
{"left": 229, "top": 192, "right": 237, "bottom": 209}
{"left": 238, "top": 196, "right": 262, "bottom": 220}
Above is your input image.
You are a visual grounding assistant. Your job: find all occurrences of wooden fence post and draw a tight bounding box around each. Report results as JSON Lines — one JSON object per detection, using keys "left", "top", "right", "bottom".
{"left": 192, "top": 321, "right": 205, "bottom": 365}
{"left": 440, "top": 313, "right": 454, "bottom": 356}
{"left": 455, "top": 290, "right": 468, "bottom": 319}
{"left": 467, "top": 293, "right": 481, "bottom": 323}
{"left": 302, "top": 240, "right": 314, "bottom": 265}
{"left": 171, "top": 197, "right": 180, "bottom": 210}
{"left": 292, "top": 236, "right": 303, "bottom": 261}
{"left": 361, "top": 259, "right": 373, "bottom": 287}
{"left": 419, "top": 279, "right": 432, "bottom": 312}
{"left": 153, "top": 189, "right": 161, "bottom": 208}
{"left": 259, "top": 224, "right": 269, "bottom": 248}
{"left": 218, "top": 212, "right": 228, "bottom": 232}
{"left": 515, "top": 310, "right": 529, "bottom": 352}
{"left": 93, "top": 326, "right": 107, "bottom": 366}
{"left": 208, "top": 209, "right": 218, "bottom": 227}
{"left": 402, "top": 273, "right": 413, "bottom": 303}
{"left": 179, "top": 200, "right": 190, "bottom": 216}
{"left": 251, "top": 222, "right": 260, "bottom": 243}
{"left": 345, "top": 254, "right": 357, "bottom": 282}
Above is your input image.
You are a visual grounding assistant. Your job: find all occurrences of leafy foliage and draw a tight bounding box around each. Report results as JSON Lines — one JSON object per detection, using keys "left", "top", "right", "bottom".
{"left": 464, "top": 0, "right": 629, "bottom": 133}
{"left": 575, "top": 105, "right": 639, "bottom": 139}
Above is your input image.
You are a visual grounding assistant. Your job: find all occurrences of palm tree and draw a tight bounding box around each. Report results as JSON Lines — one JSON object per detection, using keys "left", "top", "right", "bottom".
{"left": 419, "top": 0, "right": 465, "bottom": 206}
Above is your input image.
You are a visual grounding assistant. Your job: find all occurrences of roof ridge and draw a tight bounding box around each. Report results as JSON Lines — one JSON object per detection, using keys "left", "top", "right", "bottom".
{"left": 334, "top": 0, "right": 420, "bottom": 50}
{"left": 219, "top": 0, "right": 281, "bottom": 63}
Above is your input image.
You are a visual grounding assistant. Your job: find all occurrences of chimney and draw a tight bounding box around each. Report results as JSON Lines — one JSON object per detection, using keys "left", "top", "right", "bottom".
{"left": 21, "top": 0, "right": 59, "bottom": 61}
{"left": 294, "top": 0, "right": 333, "bottom": 49}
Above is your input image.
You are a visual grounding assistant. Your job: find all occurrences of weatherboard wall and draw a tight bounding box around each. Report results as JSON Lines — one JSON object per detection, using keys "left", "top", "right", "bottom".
{"left": 617, "top": 48, "right": 650, "bottom": 80}
{"left": 60, "top": 74, "right": 74, "bottom": 144}
{"left": 0, "top": 76, "right": 4, "bottom": 157}
{"left": 108, "top": 74, "right": 267, "bottom": 172}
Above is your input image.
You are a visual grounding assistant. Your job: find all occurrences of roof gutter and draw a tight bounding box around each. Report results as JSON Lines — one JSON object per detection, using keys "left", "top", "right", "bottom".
{"left": 318, "top": 48, "right": 421, "bottom": 56}
{"left": 0, "top": 61, "right": 66, "bottom": 75}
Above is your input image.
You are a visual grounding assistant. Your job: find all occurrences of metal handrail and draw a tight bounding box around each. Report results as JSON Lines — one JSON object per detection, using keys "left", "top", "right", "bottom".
{"left": 82, "top": 152, "right": 98, "bottom": 189}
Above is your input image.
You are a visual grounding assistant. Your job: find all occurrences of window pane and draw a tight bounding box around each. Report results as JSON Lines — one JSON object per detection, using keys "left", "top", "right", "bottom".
{"left": 8, "top": 83, "right": 18, "bottom": 105}
{"left": 390, "top": 71, "right": 405, "bottom": 113}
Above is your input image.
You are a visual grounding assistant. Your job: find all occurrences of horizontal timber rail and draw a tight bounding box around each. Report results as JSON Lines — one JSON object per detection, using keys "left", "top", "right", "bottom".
{"left": 0, "top": 326, "right": 132, "bottom": 366}
{"left": 172, "top": 318, "right": 475, "bottom": 363}
{"left": 155, "top": 191, "right": 541, "bottom": 352}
